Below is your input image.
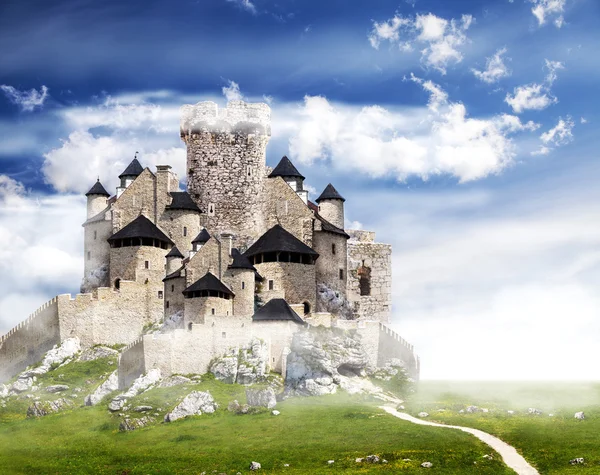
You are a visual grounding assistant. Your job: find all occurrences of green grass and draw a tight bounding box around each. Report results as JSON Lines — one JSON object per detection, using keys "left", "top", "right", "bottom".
{"left": 406, "top": 381, "right": 600, "bottom": 474}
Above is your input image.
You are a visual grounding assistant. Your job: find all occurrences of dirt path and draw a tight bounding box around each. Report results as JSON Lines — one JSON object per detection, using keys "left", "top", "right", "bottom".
{"left": 381, "top": 406, "right": 540, "bottom": 475}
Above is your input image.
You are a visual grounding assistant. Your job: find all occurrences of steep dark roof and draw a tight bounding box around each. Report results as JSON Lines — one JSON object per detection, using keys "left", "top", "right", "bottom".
{"left": 85, "top": 180, "right": 110, "bottom": 197}
{"left": 107, "top": 215, "right": 174, "bottom": 245}
{"left": 268, "top": 156, "right": 305, "bottom": 180}
{"left": 118, "top": 158, "right": 144, "bottom": 179}
{"left": 192, "top": 229, "right": 211, "bottom": 244}
{"left": 166, "top": 246, "right": 184, "bottom": 259}
{"left": 252, "top": 298, "right": 305, "bottom": 324}
{"left": 244, "top": 225, "right": 319, "bottom": 258}
{"left": 316, "top": 214, "right": 350, "bottom": 239}
{"left": 163, "top": 267, "right": 184, "bottom": 281}
{"left": 228, "top": 248, "right": 257, "bottom": 271}
{"left": 183, "top": 272, "right": 234, "bottom": 297}
{"left": 166, "top": 192, "right": 202, "bottom": 212}
{"left": 316, "top": 183, "right": 345, "bottom": 203}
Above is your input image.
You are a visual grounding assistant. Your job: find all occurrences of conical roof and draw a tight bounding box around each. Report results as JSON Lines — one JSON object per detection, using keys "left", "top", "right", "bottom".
{"left": 316, "top": 183, "right": 345, "bottom": 203}
{"left": 107, "top": 215, "right": 174, "bottom": 245}
{"left": 228, "top": 248, "right": 256, "bottom": 271}
{"left": 252, "top": 298, "right": 305, "bottom": 324}
{"left": 192, "top": 229, "right": 211, "bottom": 244}
{"left": 244, "top": 224, "right": 319, "bottom": 258}
{"left": 85, "top": 179, "right": 110, "bottom": 197}
{"left": 183, "top": 272, "right": 234, "bottom": 297}
{"left": 268, "top": 156, "right": 305, "bottom": 180}
{"left": 118, "top": 158, "right": 144, "bottom": 179}
{"left": 166, "top": 246, "right": 184, "bottom": 259}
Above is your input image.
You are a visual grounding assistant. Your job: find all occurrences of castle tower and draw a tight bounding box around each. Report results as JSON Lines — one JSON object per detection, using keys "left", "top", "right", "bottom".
{"left": 180, "top": 100, "right": 271, "bottom": 242}
{"left": 85, "top": 179, "right": 110, "bottom": 219}
{"left": 116, "top": 157, "right": 144, "bottom": 197}
{"left": 223, "top": 249, "right": 256, "bottom": 316}
{"left": 316, "top": 184, "right": 345, "bottom": 229}
{"left": 165, "top": 246, "right": 184, "bottom": 275}
{"left": 268, "top": 156, "right": 308, "bottom": 204}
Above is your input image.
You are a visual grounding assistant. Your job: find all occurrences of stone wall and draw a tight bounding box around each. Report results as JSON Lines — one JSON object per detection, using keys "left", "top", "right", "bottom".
{"left": 164, "top": 275, "right": 186, "bottom": 319}
{"left": 0, "top": 298, "right": 60, "bottom": 383}
{"left": 222, "top": 268, "right": 255, "bottom": 316}
{"left": 183, "top": 296, "right": 233, "bottom": 327}
{"left": 111, "top": 169, "right": 157, "bottom": 233}
{"left": 118, "top": 337, "right": 145, "bottom": 389}
{"left": 317, "top": 200, "right": 344, "bottom": 230}
{"left": 186, "top": 238, "right": 222, "bottom": 284}
{"left": 83, "top": 219, "right": 112, "bottom": 286}
{"left": 376, "top": 323, "right": 420, "bottom": 379}
{"left": 109, "top": 245, "right": 168, "bottom": 295}
{"left": 254, "top": 262, "right": 316, "bottom": 310}
{"left": 87, "top": 195, "right": 108, "bottom": 220}
{"left": 313, "top": 230, "right": 348, "bottom": 308}
{"left": 159, "top": 209, "right": 201, "bottom": 258}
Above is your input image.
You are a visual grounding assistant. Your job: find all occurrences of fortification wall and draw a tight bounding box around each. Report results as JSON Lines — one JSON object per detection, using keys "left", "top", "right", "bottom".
{"left": 377, "top": 323, "right": 420, "bottom": 380}
{"left": 118, "top": 336, "right": 146, "bottom": 389}
{"left": 0, "top": 298, "right": 60, "bottom": 383}
{"left": 254, "top": 262, "right": 316, "bottom": 310}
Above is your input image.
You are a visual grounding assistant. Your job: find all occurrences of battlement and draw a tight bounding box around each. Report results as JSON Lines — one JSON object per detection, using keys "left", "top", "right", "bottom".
{"left": 0, "top": 297, "right": 59, "bottom": 344}
{"left": 180, "top": 100, "right": 271, "bottom": 137}
{"left": 379, "top": 322, "right": 414, "bottom": 352}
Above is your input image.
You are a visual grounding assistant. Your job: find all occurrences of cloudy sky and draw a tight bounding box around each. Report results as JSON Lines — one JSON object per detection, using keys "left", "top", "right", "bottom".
{"left": 1, "top": 0, "right": 599, "bottom": 380}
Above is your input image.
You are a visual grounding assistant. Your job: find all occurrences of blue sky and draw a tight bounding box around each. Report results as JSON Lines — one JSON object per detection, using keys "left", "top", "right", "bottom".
{"left": 1, "top": 0, "right": 599, "bottom": 380}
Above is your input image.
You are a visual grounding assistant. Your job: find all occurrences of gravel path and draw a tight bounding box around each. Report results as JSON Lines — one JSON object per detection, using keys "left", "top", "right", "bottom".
{"left": 381, "top": 406, "right": 540, "bottom": 475}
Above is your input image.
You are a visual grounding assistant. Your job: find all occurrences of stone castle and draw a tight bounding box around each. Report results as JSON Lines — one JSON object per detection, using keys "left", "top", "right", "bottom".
{"left": 0, "top": 100, "right": 419, "bottom": 387}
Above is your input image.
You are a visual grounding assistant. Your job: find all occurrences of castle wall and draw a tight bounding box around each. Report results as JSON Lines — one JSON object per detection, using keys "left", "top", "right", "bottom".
{"left": 87, "top": 195, "right": 108, "bottom": 219}
{"left": 318, "top": 200, "right": 344, "bottom": 230}
{"left": 0, "top": 298, "right": 60, "bottom": 383}
{"left": 159, "top": 209, "right": 201, "bottom": 258}
{"left": 262, "top": 177, "right": 315, "bottom": 247}
{"left": 111, "top": 169, "right": 156, "bottom": 232}
{"left": 109, "top": 245, "right": 168, "bottom": 294}
{"left": 313, "top": 230, "right": 348, "bottom": 310}
{"left": 83, "top": 219, "right": 112, "bottom": 285}
{"left": 164, "top": 276, "right": 186, "bottom": 319}
{"left": 155, "top": 166, "right": 179, "bottom": 224}
{"left": 183, "top": 297, "right": 233, "bottom": 327}
{"left": 186, "top": 238, "right": 222, "bottom": 284}
{"left": 376, "top": 323, "right": 420, "bottom": 379}
{"left": 118, "top": 337, "right": 146, "bottom": 389}
{"left": 347, "top": 232, "right": 392, "bottom": 323}
{"left": 254, "top": 262, "right": 316, "bottom": 310}
{"left": 223, "top": 268, "right": 255, "bottom": 316}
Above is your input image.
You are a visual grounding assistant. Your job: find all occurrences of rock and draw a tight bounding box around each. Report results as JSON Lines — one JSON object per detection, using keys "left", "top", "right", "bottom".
{"left": 482, "top": 454, "right": 493, "bottom": 460}
{"left": 246, "top": 387, "right": 277, "bottom": 409}
{"left": 327, "top": 460, "right": 335, "bottom": 465}
{"left": 459, "top": 409, "right": 465, "bottom": 414}
{"left": 109, "top": 397, "right": 126, "bottom": 412}
{"left": 119, "top": 416, "right": 155, "bottom": 431}
{"left": 210, "top": 338, "right": 269, "bottom": 385}
{"left": 0, "top": 385, "right": 8, "bottom": 398}
{"left": 23, "top": 338, "right": 81, "bottom": 378}
{"left": 271, "top": 410, "right": 280, "bottom": 416}
{"left": 507, "top": 410, "right": 515, "bottom": 415}
{"left": 548, "top": 413, "right": 554, "bottom": 417}
{"left": 210, "top": 355, "right": 238, "bottom": 384}
{"left": 355, "top": 458, "right": 364, "bottom": 463}
{"left": 80, "top": 264, "right": 108, "bottom": 293}
{"left": 164, "top": 391, "right": 217, "bottom": 422}
{"left": 11, "top": 378, "right": 34, "bottom": 393}
{"left": 569, "top": 458, "right": 584, "bottom": 465}
{"left": 27, "top": 398, "right": 73, "bottom": 417}
{"left": 466, "top": 405, "right": 479, "bottom": 413}
{"left": 122, "top": 369, "right": 162, "bottom": 398}
{"left": 366, "top": 455, "right": 380, "bottom": 463}
{"left": 78, "top": 346, "right": 118, "bottom": 362}
{"left": 85, "top": 371, "right": 118, "bottom": 406}
{"left": 418, "top": 412, "right": 429, "bottom": 418}
{"left": 46, "top": 385, "right": 69, "bottom": 393}
{"left": 421, "top": 461, "right": 433, "bottom": 468}
{"left": 528, "top": 408, "right": 542, "bottom": 415}
{"left": 227, "top": 400, "right": 250, "bottom": 414}
{"left": 316, "top": 283, "right": 354, "bottom": 318}
{"left": 134, "top": 405, "right": 153, "bottom": 412}
{"left": 158, "top": 375, "right": 192, "bottom": 388}
{"left": 283, "top": 464, "right": 289, "bottom": 467}
{"left": 574, "top": 411, "right": 585, "bottom": 420}
{"left": 382, "top": 459, "right": 388, "bottom": 464}
{"left": 249, "top": 461, "right": 261, "bottom": 471}
{"left": 481, "top": 408, "right": 489, "bottom": 413}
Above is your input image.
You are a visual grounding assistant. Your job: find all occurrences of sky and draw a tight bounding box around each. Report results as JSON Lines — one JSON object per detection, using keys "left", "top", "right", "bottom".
{"left": 1, "top": 0, "right": 599, "bottom": 380}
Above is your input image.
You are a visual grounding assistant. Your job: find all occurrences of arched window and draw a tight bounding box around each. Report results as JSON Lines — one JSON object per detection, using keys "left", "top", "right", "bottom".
{"left": 114, "top": 278, "right": 121, "bottom": 290}
{"left": 303, "top": 301, "right": 311, "bottom": 315}
{"left": 358, "top": 264, "right": 371, "bottom": 296}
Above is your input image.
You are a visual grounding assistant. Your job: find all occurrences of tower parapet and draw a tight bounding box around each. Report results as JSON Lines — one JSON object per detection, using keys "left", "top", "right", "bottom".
{"left": 180, "top": 100, "right": 271, "bottom": 136}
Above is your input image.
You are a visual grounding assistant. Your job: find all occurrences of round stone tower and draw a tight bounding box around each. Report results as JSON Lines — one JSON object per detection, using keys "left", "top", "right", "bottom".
{"left": 316, "top": 183, "right": 345, "bottom": 229}
{"left": 180, "top": 100, "right": 271, "bottom": 243}
{"left": 85, "top": 179, "right": 110, "bottom": 219}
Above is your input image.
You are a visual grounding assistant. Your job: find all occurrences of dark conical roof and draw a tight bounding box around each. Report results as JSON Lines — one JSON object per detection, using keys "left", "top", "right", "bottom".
{"left": 107, "top": 215, "right": 174, "bottom": 245}
{"left": 166, "top": 192, "right": 202, "bottom": 212}
{"left": 244, "top": 224, "right": 319, "bottom": 258}
{"left": 316, "top": 183, "right": 345, "bottom": 203}
{"left": 118, "top": 158, "right": 144, "bottom": 179}
{"left": 228, "top": 248, "right": 256, "bottom": 271}
{"left": 85, "top": 179, "right": 110, "bottom": 197}
{"left": 252, "top": 298, "right": 305, "bottom": 324}
{"left": 192, "top": 229, "right": 211, "bottom": 244}
{"left": 166, "top": 246, "right": 184, "bottom": 259}
{"left": 183, "top": 272, "right": 234, "bottom": 297}
{"left": 268, "top": 156, "right": 305, "bottom": 180}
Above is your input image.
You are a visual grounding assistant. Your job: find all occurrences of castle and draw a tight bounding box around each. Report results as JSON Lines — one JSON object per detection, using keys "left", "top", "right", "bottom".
{"left": 0, "top": 100, "right": 419, "bottom": 387}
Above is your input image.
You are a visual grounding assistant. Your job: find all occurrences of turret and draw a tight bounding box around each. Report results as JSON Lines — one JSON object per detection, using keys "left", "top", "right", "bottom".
{"left": 116, "top": 157, "right": 144, "bottom": 197}
{"left": 85, "top": 179, "right": 110, "bottom": 219}
{"left": 190, "top": 228, "right": 210, "bottom": 257}
{"left": 268, "top": 156, "right": 308, "bottom": 204}
{"left": 165, "top": 246, "right": 184, "bottom": 275}
{"left": 316, "top": 184, "right": 345, "bottom": 230}
{"left": 224, "top": 248, "right": 257, "bottom": 316}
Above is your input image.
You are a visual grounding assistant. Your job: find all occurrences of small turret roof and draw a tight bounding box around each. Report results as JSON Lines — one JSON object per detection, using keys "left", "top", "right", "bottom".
{"left": 244, "top": 224, "right": 319, "bottom": 258}
{"left": 118, "top": 158, "right": 144, "bottom": 179}
{"left": 166, "top": 246, "right": 184, "bottom": 259}
{"left": 316, "top": 183, "right": 345, "bottom": 203}
{"left": 166, "top": 192, "right": 202, "bottom": 212}
{"left": 107, "top": 215, "right": 174, "bottom": 245}
{"left": 192, "top": 229, "right": 211, "bottom": 244}
{"left": 316, "top": 214, "right": 350, "bottom": 238}
{"left": 252, "top": 298, "right": 305, "bottom": 324}
{"left": 85, "top": 179, "right": 110, "bottom": 197}
{"left": 268, "top": 156, "right": 305, "bottom": 180}
{"left": 183, "top": 272, "right": 234, "bottom": 297}
{"left": 228, "top": 248, "right": 257, "bottom": 271}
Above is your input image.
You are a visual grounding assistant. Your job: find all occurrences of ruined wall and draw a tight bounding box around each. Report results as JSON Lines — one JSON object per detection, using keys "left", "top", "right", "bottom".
{"left": 346, "top": 231, "right": 392, "bottom": 323}
{"left": 83, "top": 219, "right": 112, "bottom": 285}
{"left": 181, "top": 101, "right": 271, "bottom": 243}
{"left": 164, "top": 276, "right": 186, "bottom": 319}
{"left": 0, "top": 298, "right": 60, "bottom": 383}
{"left": 262, "top": 177, "right": 315, "bottom": 247}
{"left": 222, "top": 268, "right": 255, "bottom": 317}
{"left": 183, "top": 297, "right": 233, "bottom": 327}
{"left": 254, "top": 262, "right": 316, "bottom": 310}
{"left": 313, "top": 230, "right": 348, "bottom": 309}
{"left": 186, "top": 238, "right": 222, "bottom": 285}
{"left": 111, "top": 169, "right": 156, "bottom": 232}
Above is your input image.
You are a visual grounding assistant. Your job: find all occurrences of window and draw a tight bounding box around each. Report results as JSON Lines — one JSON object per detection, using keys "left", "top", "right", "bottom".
{"left": 188, "top": 322, "right": 193, "bottom": 330}
{"left": 171, "top": 284, "right": 175, "bottom": 292}
{"left": 222, "top": 332, "right": 226, "bottom": 338}
{"left": 339, "top": 269, "right": 344, "bottom": 280}
{"left": 303, "top": 301, "right": 310, "bottom": 315}
{"left": 212, "top": 308, "right": 215, "bottom": 315}
{"left": 158, "top": 291, "right": 163, "bottom": 299}
{"left": 268, "top": 280, "right": 274, "bottom": 290}
{"left": 242, "top": 281, "right": 245, "bottom": 290}
{"left": 166, "top": 301, "right": 170, "bottom": 309}
{"left": 358, "top": 263, "right": 371, "bottom": 296}
{"left": 183, "top": 226, "right": 187, "bottom": 237}
{"left": 332, "top": 243, "right": 336, "bottom": 255}
{"left": 87, "top": 251, "right": 91, "bottom": 261}
{"left": 94, "top": 230, "right": 97, "bottom": 240}
{"left": 114, "top": 279, "right": 121, "bottom": 290}
{"left": 145, "top": 261, "right": 149, "bottom": 269}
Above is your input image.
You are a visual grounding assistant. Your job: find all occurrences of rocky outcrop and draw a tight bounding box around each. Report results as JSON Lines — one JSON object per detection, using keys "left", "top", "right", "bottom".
{"left": 77, "top": 346, "right": 118, "bottom": 362}
{"left": 27, "top": 398, "right": 74, "bottom": 417}
{"left": 246, "top": 387, "right": 277, "bottom": 409}
{"left": 164, "top": 391, "right": 218, "bottom": 422}
{"left": 317, "top": 283, "right": 354, "bottom": 319}
{"left": 85, "top": 371, "right": 118, "bottom": 406}
{"left": 158, "top": 375, "right": 192, "bottom": 388}
{"left": 108, "top": 369, "right": 161, "bottom": 412}
{"left": 285, "top": 327, "right": 371, "bottom": 396}
{"left": 80, "top": 264, "right": 108, "bottom": 294}
{"left": 119, "top": 416, "right": 155, "bottom": 431}
{"left": 209, "top": 338, "right": 269, "bottom": 385}
{"left": 46, "top": 385, "right": 69, "bottom": 393}
{"left": 21, "top": 338, "right": 81, "bottom": 379}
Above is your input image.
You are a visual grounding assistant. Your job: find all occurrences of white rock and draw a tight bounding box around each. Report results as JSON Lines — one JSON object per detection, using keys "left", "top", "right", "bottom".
{"left": 569, "top": 457, "right": 585, "bottom": 465}
{"left": 158, "top": 375, "right": 192, "bottom": 388}
{"left": 271, "top": 410, "right": 280, "bottom": 416}
{"left": 27, "top": 398, "right": 73, "bottom": 417}
{"left": 355, "top": 458, "right": 364, "bottom": 463}
{"left": 327, "top": 460, "right": 335, "bottom": 465}
{"left": 164, "top": 391, "right": 218, "bottom": 422}
{"left": 249, "top": 461, "right": 261, "bottom": 470}
{"left": 574, "top": 411, "right": 585, "bottom": 420}
{"left": 528, "top": 408, "right": 542, "bottom": 415}
{"left": 46, "top": 385, "right": 69, "bottom": 393}
{"left": 421, "top": 461, "right": 433, "bottom": 468}
{"left": 0, "top": 385, "right": 8, "bottom": 398}
{"left": 77, "top": 346, "right": 118, "bottom": 362}
{"left": 466, "top": 405, "right": 479, "bottom": 413}
{"left": 246, "top": 387, "right": 277, "bottom": 409}
{"left": 481, "top": 408, "right": 489, "bottom": 413}
{"left": 85, "top": 371, "right": 118, "bottom": 406}
{"left": 418, "top": 412, "right": 429, "bottom": 418}
{"left": 123, "top": 369, "right": 162, "bottom": 398}
{"left": 507, "top": 410, "right": 515, "bottom": 415}
{"left": 366, "top": 455, "right": 380, "bottom": 463}
{"left": 29, "top": 338, "right": 81, "bottom": 376}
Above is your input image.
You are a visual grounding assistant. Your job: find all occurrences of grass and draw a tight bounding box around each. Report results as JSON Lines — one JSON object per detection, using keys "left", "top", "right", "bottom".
{"left": 405, "top": 381, "right": 600, "bottom": 474}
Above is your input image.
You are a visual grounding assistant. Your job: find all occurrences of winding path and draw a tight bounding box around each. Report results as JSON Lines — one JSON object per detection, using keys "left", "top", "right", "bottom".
{"left": 381, "top": 406, "right": 540, "bottom": 475}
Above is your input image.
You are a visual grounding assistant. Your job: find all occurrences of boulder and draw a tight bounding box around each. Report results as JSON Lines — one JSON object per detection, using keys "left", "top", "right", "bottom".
{"left": 228, "top": 400, "right": 250, "bottom": 414}
{"left": 249, "top": 461, "right": 261, "bottom": 471}
{"left": 119, "top": 416, "right": 155, "bottom": 431}
{"left": 108, "top": 397, "right": 127, "bottom": 412}
{"left": 27, "top": 338, "right": 81, "bottom": 377}
{"left": 78, "top": 346, "right": 118, "bottom": 362}
{"left": 210, "top": 338, "right": 269, "bottom": 385}
{"left": 27, "top": 398, "right": 73, "bottom": 417}
{"left": 134, "top": 405, "right": 153, "bottom": 412}
{"left": 11, "top": 377, "right": 35, "bottom": 394}
{"left": 0, "top": 384, "right": 8, "bottom": 398}
{"left": 271, "top": 410, "right": 280, "bottom": 416}
{"left": 164, "top": 391, "right": 218, "bottom": 422}
{"left": 466, "top": 405, "right": 479, "bottom": 413}
{"left": 158, "top": 375, "right": 192, "bottom": 388}
{"left": 418, "top": 412, "right": 429, "bottom": 418}
{"left": 210, "top": 355, "right": 238, "bottom": 384}
{"left": 46, "top": 385, "right": 69, "bottom": 393}
{"left": 528, "top": 408, "right": 542, "bottom": 415}
{"left": 85, "top": 371, "right": 118, "bottom": 406}
{"left": 366, "top": 455, "right": 380, "bottom": 463}
{"left": 421, "top": 462, "right": 433, "bottom": 468}
{"left": 122, "top": 369, "right": 161, "bottom": 398}
{"left": 569, "top": 458, "right": 585, "bottom": 465}
{"left": 246, "top": 387, "right": 276, "bottom": 409}
{"left": 574, "top": 411, "right": 585, "bottom": 420}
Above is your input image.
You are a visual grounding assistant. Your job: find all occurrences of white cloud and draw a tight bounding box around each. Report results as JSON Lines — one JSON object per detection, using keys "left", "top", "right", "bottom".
{"left": 505, "top": 59, "right": 563, "bottom": 113}
{"left": 544, "top": 59, "right": 564, "bottom": 84}
{"left": 369, "top": 13, "right": 474, "bottom": 74}
{"left": 472, "top": 48, "right": 511, "bottom": 84}
{"left": 225, "top": 0, "right": 256, "bottom": 14}
{"left": 287, "top": 78, "right": 538, "bottom": 183}
{"left": 581, "top": 117, "right": 588, "bottom": 124}
{"left": 222, "top": 80, "right": 244, "bottom": 102}
{"left": 0, "top": 84, "right": 49, "bottom": 112}
{"left": 530, "top": 0, "right": 567, "bottom": 28}
{"left": 532, "top": 116, "right": 574, "bottom": 155}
